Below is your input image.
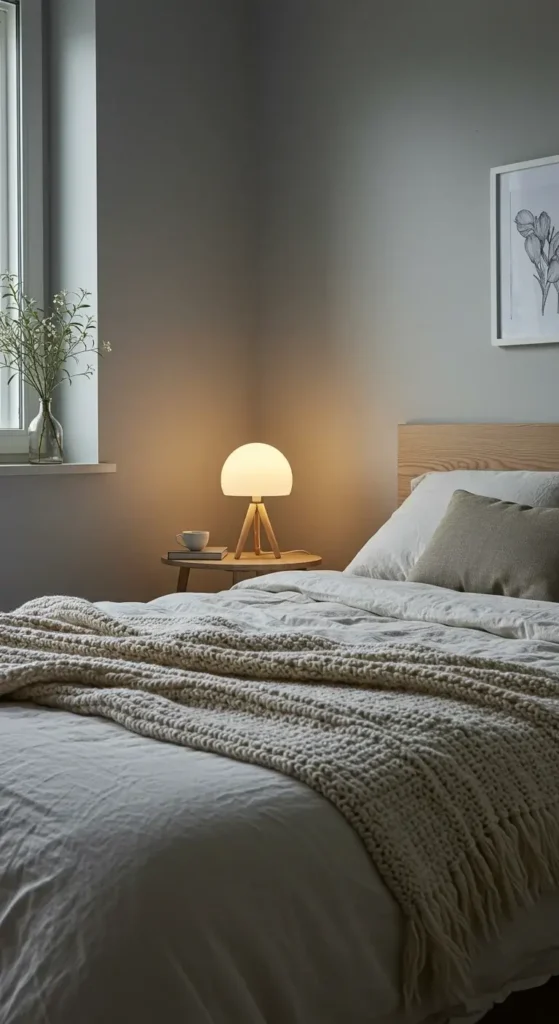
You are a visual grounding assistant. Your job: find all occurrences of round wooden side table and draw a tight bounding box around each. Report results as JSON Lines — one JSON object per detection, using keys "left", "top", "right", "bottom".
{"left": 161, "top": 550, "right": 322, "bottom": 592}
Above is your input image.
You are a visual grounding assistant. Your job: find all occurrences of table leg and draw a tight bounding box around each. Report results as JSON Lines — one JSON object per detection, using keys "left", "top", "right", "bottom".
{"left": 232, "top": 571, "right": 243, "bottom": 586}
{"left": 177, "top": 567, "right": 190, "bottom": 593}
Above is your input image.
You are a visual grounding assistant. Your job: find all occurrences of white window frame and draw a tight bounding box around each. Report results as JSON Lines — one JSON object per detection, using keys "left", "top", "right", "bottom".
{"left": 0, "top": 0, "right": 44, "bottom": 455}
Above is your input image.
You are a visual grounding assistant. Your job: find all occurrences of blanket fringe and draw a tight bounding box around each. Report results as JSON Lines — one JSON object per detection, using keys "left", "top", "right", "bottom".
{"left": 403, "top": 803, "right": 559, "bottom": 1005}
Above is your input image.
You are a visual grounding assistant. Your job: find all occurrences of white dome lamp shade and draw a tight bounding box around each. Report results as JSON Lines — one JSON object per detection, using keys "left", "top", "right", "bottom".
{"left": 221, "top": 443, "right": 293, "bottom": 559}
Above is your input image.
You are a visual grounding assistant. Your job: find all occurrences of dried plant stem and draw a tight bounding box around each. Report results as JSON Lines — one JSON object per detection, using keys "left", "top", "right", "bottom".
{"left": 0, "top": 274, "right": 110, "bottom": 420}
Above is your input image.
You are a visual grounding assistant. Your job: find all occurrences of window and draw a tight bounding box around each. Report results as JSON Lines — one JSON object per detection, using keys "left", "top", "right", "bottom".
{"left": 0, "top": 2, "right": 20, "bottom": 431}
{"left": 0, "top": 0, "right": 44, "bottom": 452}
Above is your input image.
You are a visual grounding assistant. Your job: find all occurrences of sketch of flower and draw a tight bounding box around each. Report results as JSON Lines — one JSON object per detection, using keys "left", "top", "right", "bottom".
{"left": 525, "top": 233, "right": 542, "bottom": 262}
{"left": 515, "top": 209, "right": 535, "bottom": 236}
{"left": 547, "top": 259, "right": 559, "bottom": 282}
{"left": 548, "top": 258, "right": 559, "bottom": 312}
{"left": 515, "top": 208, "right": 559, "bottom": 315}
{"left": 535, "top": 211, "right": 551, "bottom": 241}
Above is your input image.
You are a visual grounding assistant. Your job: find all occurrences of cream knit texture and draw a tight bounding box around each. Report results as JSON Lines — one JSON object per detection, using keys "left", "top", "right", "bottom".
{"left": 3, "top": 594, "right": 559, "bottom": 1004}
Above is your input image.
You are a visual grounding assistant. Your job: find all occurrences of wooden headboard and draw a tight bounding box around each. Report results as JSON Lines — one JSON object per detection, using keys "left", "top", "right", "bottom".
{"left": 398, "top": 423, "right": 559, "bottom": 505}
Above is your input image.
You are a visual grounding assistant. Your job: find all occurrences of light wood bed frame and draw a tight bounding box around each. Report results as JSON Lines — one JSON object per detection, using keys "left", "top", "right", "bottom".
{"left": 398, "top": 423, "right": 559, "bottom": 505}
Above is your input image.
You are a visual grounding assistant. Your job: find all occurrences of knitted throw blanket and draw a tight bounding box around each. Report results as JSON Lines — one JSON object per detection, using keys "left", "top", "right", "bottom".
{"left": 3, "top": 595, "right": 559, "bottom": 1004}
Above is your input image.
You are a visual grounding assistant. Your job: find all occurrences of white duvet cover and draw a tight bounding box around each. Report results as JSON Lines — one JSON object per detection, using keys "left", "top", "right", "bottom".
{"left": 3, "top": 571, "right": 559, "bottom": 1024}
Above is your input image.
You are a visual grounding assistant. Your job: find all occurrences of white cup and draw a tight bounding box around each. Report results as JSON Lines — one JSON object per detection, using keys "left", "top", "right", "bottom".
{"left": 176, "top": 530, "right": 210, "bottom": 552}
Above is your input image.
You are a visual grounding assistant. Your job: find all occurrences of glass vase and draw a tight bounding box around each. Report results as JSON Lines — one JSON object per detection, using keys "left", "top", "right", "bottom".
{"left": 28, "top": 398, "right": 64, "bottom": 465}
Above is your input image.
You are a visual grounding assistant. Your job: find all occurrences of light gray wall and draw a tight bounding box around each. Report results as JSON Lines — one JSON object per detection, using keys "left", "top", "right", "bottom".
{"left": 6, "top": 0, "right": 559, "bottom": 606}
{"left": 254, "top": 0, "right": 559, "bottom": 569}
{"left": 0, "top": 0, "right": 253, "bottom": 609}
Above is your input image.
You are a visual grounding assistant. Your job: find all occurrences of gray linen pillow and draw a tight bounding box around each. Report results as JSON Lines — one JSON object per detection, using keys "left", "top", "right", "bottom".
{"left": 407, "top": 489, "right": 559, "bottom": 602}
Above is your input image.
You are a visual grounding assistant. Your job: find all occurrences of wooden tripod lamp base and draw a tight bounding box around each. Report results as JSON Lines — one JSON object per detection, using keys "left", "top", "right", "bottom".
{"left": 234, "top": 498, "right": 281, "bottom": 559}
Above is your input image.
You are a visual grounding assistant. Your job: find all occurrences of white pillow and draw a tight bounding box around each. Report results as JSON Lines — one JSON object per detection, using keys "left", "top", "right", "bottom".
{"left": 345, "top": 470, "right": 559, "bottom": 581}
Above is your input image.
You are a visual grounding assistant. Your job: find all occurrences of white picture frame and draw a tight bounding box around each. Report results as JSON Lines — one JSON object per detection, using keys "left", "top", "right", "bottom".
{"left": 491, "top": 154, "right": 559, "bottom": 347}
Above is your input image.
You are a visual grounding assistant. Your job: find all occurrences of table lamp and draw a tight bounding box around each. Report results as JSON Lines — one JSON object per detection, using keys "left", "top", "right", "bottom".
{"left": 221, "top": 443, "right": 293, "bottom": 559}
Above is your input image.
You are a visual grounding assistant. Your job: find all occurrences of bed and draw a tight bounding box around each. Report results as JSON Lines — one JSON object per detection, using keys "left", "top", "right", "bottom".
{"left": 3, "top": 423, "right": 559, "bottom": 1024}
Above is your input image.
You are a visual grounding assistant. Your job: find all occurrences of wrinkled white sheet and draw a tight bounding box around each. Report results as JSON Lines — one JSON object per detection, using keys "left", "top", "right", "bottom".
{"left": 3, "top": 572, "right": 559, "bottom": 1024}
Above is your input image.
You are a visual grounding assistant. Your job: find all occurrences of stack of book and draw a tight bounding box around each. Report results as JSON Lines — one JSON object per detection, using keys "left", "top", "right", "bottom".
{"left": 167, "top": 546, "right": 228, "bottom": 561}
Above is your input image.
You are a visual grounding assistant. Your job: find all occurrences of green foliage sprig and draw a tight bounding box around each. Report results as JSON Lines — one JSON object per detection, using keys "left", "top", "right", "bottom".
{"left": 0, "top": 273, "right": 110, "bottom": 402}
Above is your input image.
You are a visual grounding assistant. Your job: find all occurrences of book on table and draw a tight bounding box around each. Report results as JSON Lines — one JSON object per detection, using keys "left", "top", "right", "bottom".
{"left": 167, "top": 546, "right": 228, "bottom": 561}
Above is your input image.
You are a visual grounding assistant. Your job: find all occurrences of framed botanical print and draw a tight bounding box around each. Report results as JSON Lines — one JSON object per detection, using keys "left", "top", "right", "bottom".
{"left": 491, "top": 154, "right": 559, "bottom": 346}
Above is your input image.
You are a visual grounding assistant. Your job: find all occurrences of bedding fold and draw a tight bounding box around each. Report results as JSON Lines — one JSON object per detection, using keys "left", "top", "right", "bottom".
{"left": 3, "top": 593, "right": 559, "bottom": 1004}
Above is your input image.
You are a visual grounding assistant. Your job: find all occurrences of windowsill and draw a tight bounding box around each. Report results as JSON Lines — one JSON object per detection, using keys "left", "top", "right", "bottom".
{"left": 0, "top": 462, "right": 116, "bottom": 476}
